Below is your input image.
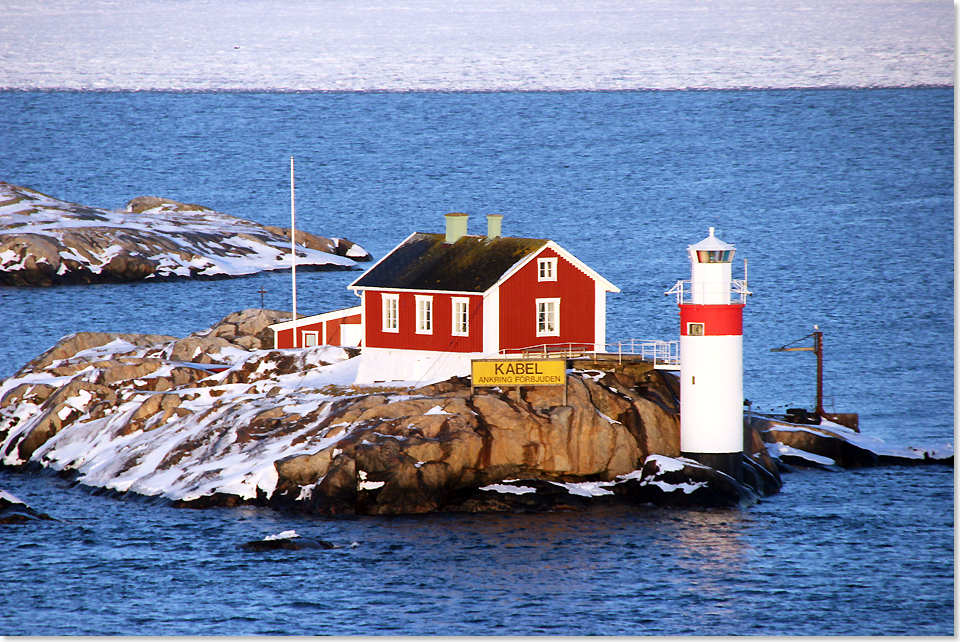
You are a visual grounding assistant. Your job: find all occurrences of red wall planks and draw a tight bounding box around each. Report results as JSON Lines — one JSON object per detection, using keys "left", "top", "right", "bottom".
{"left": 364, "top": 291, "right": 484, "bottom": 353}
{"left": 498, "top": 247, "right": 596, "bottom": 352}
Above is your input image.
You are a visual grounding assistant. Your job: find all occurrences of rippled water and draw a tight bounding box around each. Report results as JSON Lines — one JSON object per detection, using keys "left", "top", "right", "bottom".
{"left": 0, "top": 88, "right": 953, "bottom": 634}
{"left": 0, "top": 466, "right": 952, "bottom": 636}
{"left": 0, "top": 0, "right": 951, "bottom": 91}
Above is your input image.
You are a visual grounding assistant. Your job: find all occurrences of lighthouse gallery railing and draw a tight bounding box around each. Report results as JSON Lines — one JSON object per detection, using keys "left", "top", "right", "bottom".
{"left": 666, "top": 279, "right": 751, "bottom": 304}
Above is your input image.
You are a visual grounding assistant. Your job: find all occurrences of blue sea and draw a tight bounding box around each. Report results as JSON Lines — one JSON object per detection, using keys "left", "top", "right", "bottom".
{"left": 0, "top": 88, "right": 953, "bottom": 635}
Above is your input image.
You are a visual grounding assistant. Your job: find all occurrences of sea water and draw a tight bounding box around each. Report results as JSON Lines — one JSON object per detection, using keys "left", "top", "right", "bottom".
{"left": 0, "top": 89, "right": 953, "bottom": 635}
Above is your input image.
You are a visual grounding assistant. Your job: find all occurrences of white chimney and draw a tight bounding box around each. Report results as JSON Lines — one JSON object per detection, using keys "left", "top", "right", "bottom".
{"left": 445, "top": 213, "right": 468, "bottom": 243}
{"left": 487, "top": 214, "right": 502, "bottom": 239}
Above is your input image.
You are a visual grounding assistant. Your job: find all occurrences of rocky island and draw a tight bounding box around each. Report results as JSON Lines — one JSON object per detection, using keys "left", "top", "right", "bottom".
{"left": 0, "top": 182, "right": 371, "bottom": 286}
{"left": 0, "top": 309, "right": 951, "bottom": 516}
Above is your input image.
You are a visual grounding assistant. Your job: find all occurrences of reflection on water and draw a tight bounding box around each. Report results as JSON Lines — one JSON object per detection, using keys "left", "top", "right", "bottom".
{"left": 0, "top": 466, "right": 953, "bottom": 635}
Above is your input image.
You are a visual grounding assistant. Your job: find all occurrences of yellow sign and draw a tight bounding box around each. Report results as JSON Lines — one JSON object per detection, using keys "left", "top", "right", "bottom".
{"left": 472, "top": 359, "right": 566, "bottom": 387}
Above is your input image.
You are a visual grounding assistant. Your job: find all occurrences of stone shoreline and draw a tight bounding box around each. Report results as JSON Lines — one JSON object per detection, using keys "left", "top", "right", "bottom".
{"left": 0, "top": 309, "right": 951, "bottom": 517}
{"left": 0, "top": 182, "right": 371, "bottom": 286}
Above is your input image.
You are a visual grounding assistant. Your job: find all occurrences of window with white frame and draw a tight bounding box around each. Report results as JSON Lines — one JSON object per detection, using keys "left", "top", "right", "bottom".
{"left": 452, "top": 297, "right": 470, "bottom": 336}
{"left": 416, "top": 295, "right": 433, "bottom": 334}
{"left": 538, "top": 257, "right": 557, "bottom": 281}
{"left": 536, "top": 298, "right": 560, "bottom": 336}
{"left": 303, "top": 331, "right": 318, "bottom": 347}
{"left": 382, "top": 294, "right": 399, "bottom": 333}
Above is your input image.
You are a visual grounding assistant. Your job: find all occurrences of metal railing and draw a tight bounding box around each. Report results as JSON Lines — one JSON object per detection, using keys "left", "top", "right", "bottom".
{"left": 502, "top": 343, "right": 597, "bottom": 358}
{"left": 606, "top": 338, "right": 680, "bottom": 369}
{"left": 666, "top": 279, "right": 751, "bottom": 305}
{"left": 499, "top": 339, "right": 680, "bottom": 369}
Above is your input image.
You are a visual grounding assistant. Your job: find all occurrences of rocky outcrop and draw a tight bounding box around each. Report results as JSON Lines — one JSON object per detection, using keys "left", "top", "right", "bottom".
{"left": 125, "top": 196, "right": 211, "bottom": 214}
{"left": 0, "top": 489, "right": 55, "bottom": 524}
{"left": 749, "top": 415, "right": 953, "bottom": 469}
{"left": 0, "top": 182, "right": 370, "bottom": 286}
{"left": 0, "top": 312, "right": 784, "bottom": 514}
{"left": 1, "top": 310, "right": 947, "bottom": 516}
{"left": 263, "top": 226, "right": 372, "bottom": 261}
{"left": 188, "top": 308, "right": 301, "bottom": 352}
{"left": 241, "top": 531, "right": 336, "bottom": 551}
{"left": 19, "top": 331, "right": 179, "bottom": 371}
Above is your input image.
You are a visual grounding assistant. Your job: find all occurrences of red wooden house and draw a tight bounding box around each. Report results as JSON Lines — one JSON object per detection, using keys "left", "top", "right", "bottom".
{"left": 346, "top": 213, "right": 619, "bottom": 382}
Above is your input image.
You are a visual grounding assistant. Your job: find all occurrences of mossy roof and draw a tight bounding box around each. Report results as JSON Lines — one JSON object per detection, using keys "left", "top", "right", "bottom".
{"left": 349, "top": 233, "right": 549, "bottom": 293}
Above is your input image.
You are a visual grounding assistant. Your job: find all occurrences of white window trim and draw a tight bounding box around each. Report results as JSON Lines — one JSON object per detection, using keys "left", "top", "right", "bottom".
{"left": 416, "top": 295, "right": 433, "bottom": 334}
{"left": 302, "top": 331, "right": 319, "bottom": 347}
{"left": 382, "top": 294, "right": 399, "bottom": 333}
{"left": 538, "top": 257, "right": 558, "bottom": 282}
{"left": 451, "top": 297, "right": 470, "bottom": 337}
{"left": 536, "top": 297, "right": 560, "bottom": 337}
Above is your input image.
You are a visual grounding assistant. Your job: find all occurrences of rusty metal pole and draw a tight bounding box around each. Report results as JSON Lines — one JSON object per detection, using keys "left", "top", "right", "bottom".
{"left": 814, "top": 330, "right": 824, "bottom": 417}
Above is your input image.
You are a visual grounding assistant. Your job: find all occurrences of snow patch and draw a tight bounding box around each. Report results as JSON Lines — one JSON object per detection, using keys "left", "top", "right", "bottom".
{"left": 296, "top": 482, "right": 317, "bottom": 501}
{"left": 481, "top": 483, "right": 536, "bottom": 495}
{"left": 551, "top": 481, "right": 615, "bottom": 497}
{"left": 648, "top": 480, "right": 707, "bottom": 494}
{"left": 357, "top": 470, "right": 384, "bottom": 491}
{"left": 424, "top": 405, "right": 451, "bottom": 416}
{"left": 766, "top": 442, "right": 838, "bottom": 466}
{"left": 646, "top": 454, "right": 687, "bottom": 473}
{"left": 0, "top": 490, "right": 25, "bottom": 505}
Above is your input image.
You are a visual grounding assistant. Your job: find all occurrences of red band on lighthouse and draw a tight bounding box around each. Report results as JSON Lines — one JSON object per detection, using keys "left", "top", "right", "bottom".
{"left": 679, "top": 304, "right": 744, "bottom": 336}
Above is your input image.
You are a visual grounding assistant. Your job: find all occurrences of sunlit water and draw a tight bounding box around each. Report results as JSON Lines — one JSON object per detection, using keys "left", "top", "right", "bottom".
{"left": 0, "top": 88, "right": 953, "bottom": 635}
{"left": 0, "top": 466, "right": 952, "bottom": 636}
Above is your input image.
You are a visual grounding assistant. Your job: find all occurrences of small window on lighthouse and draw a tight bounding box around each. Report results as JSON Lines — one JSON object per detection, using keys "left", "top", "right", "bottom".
{"left": 687, "top": 322, "right": 705, "bottom": 336}
{"left": 696, "top": 250, "right": 734, "bottom": 263}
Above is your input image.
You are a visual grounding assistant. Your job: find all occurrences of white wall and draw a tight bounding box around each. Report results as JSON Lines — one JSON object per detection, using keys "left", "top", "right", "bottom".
{"left": 679, "top": 334, "right": 743, "bottom": 454}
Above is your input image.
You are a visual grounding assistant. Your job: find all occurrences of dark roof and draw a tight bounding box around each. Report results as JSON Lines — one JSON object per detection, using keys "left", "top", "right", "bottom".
{"left": 349, "top": 233, "right": 549, "bottom": 293}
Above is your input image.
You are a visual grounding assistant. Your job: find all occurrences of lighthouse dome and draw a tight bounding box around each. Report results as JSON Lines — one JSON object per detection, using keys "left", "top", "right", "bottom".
{"left": 688, "top": 227, "right": 735, "bottom": 264}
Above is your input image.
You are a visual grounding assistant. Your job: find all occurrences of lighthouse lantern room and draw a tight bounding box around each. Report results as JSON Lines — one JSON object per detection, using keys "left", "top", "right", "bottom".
{"left": 670, "top": 227, "right": 750, "bottom": 481}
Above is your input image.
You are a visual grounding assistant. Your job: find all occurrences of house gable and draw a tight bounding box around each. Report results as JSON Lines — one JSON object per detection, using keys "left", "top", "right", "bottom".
{"left": 496, "top": 245, "right": 605, "bottom": 353}
{"left": 488, "top": 240, "right": 620, "bottom": 295}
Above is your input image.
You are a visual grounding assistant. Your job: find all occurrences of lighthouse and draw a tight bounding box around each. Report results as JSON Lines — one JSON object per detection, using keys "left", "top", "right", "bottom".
{"left": 670, "top": 227, "right": 750, "bottom": 481}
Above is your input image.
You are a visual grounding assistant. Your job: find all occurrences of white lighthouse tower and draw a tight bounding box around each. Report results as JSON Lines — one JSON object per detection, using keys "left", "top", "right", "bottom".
{"left": 669, "top": 227, "right": 750, "bottom": 481}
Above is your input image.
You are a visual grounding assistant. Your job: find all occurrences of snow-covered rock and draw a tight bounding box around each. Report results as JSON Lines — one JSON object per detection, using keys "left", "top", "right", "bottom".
{"left": 0, "top": 183, "right": 370, "bottom": 285}
{"left": 0, "top": 317, "right": 777, "bottom": 514}
{"left": 0, "top": 489, "right": 56, "bottom": 523}
{"left": 240, "top": 530, "right": 336, "bottom": 551}
{"left": 749, "top": 415, "right": 954, "bottom": 469}
{"left": 0, "top": 312, "right": 949, "bottom": 515}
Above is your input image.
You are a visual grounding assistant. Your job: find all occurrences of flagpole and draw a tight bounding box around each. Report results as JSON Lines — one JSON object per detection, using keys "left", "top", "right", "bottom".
{"left": 291, "top": 156, "right": 298, "bottom": 347}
